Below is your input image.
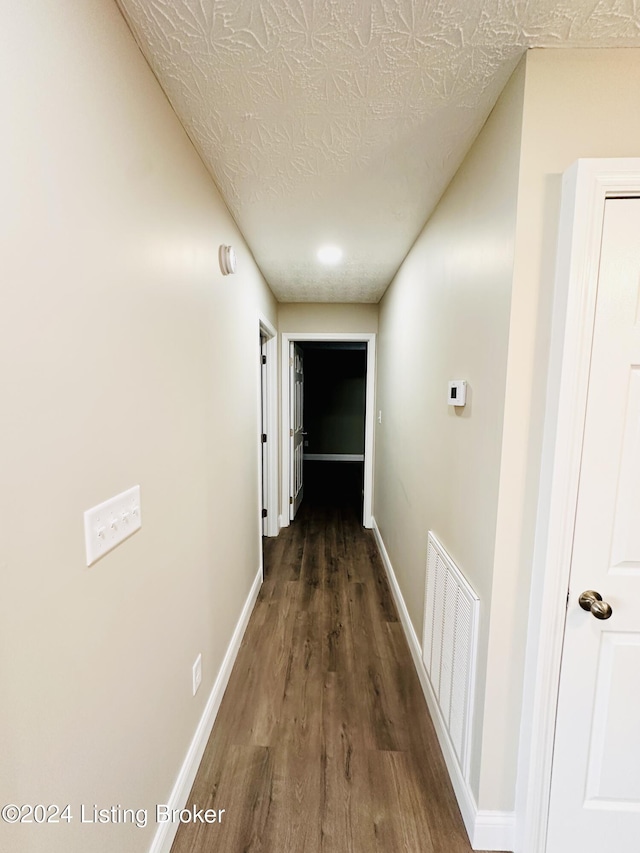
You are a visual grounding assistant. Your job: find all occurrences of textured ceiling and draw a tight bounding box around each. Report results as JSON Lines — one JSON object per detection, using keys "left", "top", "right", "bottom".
{"left": 116, "top": 0, "right": 640, "bottom": 302}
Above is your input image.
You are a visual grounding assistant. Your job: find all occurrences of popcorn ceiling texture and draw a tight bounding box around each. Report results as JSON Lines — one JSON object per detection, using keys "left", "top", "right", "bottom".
{"left": 117, "top": 0, "right": 640, "bottom": 302}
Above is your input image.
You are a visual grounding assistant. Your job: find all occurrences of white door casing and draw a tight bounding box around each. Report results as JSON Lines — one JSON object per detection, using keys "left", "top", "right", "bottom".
{"left": 546, "top": 197, "right": 640, "bottom": 852}
{"left": 258, "top": 317, "right": 278, "bottom": 539}
{"left": 260, "top": 335, "right": 268, "bottom": 536}
{"left": 280, "top": 332, "right": 376, "bottom": 529}
{"left": 517, "top": 160, "right": 640, "bottom": 853}
{"left": 290, "top": 342, "right": 304, "bottom": 520}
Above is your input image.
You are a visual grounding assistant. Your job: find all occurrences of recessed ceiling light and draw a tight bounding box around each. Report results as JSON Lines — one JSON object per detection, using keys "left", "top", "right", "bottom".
{"left": 317, "top": 245, "right": 343, "bottom": 265}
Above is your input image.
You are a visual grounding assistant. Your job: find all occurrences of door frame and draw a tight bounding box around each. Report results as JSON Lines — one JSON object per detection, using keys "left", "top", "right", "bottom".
{"left": 280, "top": 332, "right": 376, "bottom": 529}
{"left": 517, "top": 159, "right": 640, "bottom": 853}
{"left": 290, "top": 341, "right": 305, "bottom": 520}
{"left": 258, "top": 316, "right": 279, "bottom": 539}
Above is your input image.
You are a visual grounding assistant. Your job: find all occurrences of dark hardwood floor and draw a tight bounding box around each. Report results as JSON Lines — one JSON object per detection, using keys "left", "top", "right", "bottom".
{"left": 171, "top": 463, "right": 484, "bottom": 852}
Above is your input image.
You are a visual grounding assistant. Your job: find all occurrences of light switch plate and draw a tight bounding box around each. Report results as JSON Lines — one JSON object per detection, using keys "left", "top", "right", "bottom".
{"left": 84, "top": 485, "right": 141, "bottom": 566}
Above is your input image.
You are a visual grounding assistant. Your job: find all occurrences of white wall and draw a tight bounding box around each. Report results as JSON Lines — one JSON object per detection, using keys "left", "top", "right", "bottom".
{"left": 0, "top": 3, "right": 276, "bottom": 852}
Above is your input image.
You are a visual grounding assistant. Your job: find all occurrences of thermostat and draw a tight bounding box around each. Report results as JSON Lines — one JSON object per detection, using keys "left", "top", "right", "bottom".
{"left": 448, "top": 380, "right": 467, "bottom": 407}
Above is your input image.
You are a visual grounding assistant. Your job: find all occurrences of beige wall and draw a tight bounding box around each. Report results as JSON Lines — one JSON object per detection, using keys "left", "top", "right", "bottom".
{"left": 0, "top": 3, "right": 276, "bottom": 852}
{"left": 277, "top": 303, "right": 377, "bottom": 517}
{"left": 375, "top": 47, "right": 640, "bottom": 816}
{"left": 374, "top": 59, "right": 526, "bottom": 806}
{"left": 278, "top": 302, "right": 378, "bottom": 333}
{"left": 4, "top": 12, "right": 638, "bottom": 847}
{"left": 483, "top": 47, "right": 640, "bottom": 811}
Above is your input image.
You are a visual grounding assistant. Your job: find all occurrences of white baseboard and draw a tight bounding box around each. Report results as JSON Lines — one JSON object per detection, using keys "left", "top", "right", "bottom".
{"left": 473, "top": 811, "right": 517, "bottom": 851}
{"left": 371, "top": 518, "right": 515, "bottom": 853}
{"left": 303, "top": 453, "right": 365, "bottom": 462}
{"left": 148, "top": 567, "right": 262, "bottom": 853}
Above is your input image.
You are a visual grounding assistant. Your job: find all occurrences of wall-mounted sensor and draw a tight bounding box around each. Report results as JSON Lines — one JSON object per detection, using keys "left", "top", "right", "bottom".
{"left": 219, "top": 244, "right": 237, "bottom": 275}
{"left": 448, "top": 380, "right": 467, "bottom": 407}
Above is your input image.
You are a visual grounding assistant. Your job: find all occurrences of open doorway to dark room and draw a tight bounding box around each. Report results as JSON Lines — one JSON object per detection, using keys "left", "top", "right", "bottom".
{"left": 299, "top": 341, "right": 367, "bottom": 518}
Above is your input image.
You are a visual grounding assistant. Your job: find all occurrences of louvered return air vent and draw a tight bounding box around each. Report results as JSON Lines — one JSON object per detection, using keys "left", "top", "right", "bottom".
{"left": 422, "top": 532, "right": 479, "bottom": 780}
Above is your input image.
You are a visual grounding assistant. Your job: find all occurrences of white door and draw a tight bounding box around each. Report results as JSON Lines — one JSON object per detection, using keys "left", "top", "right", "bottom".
{"left": 547, "top": 198, "right": 640, "bottom": 852}
{"left": 290, "top": 342, "right": 304, "bottom": 520}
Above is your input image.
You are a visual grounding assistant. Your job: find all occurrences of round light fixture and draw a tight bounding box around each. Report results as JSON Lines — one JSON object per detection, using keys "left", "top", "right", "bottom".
{"left": 317, "top": 244, "right": 343, "bottom": 265}
{"left": 219, "top": 244, "right": 237, "bottom": 275}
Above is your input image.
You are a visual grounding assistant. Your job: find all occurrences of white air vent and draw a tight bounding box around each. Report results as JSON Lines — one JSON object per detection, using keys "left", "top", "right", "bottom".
{"left": 422, "top": 531, "right": 479, "bottom": 779}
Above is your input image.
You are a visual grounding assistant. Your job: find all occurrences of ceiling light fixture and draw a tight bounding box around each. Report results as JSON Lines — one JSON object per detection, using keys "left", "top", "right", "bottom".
{"left": 317, "top": 245, "right": 343, "bottom": 265}
{"left": 219, "top": 244, "right": 237, "bottom": 275}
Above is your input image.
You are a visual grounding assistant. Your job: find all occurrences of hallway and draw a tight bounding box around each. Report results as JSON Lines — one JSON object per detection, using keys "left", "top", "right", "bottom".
{"left": 171, "top": 470, "right": 483, "bottom": 853}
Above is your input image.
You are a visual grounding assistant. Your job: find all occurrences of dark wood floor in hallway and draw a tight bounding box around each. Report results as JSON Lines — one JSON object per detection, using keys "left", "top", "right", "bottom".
{"left": 171, "top": 465, "right": 483, "bottom": 853}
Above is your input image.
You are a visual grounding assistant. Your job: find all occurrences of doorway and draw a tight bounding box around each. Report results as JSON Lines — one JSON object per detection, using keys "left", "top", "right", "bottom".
{"left": 280, "top": 332, "right": 375, "bottom": 529}
{"left": 300, "top": 341, "right": 367, "bottom": 519}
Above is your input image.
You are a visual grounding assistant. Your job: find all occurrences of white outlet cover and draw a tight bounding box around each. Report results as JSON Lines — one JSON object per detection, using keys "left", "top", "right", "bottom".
{"left": 84, "top": 485, "right": 142, "bottom": 567}
{"left": 448, "top": 380, "right": 467, "bottom": 407}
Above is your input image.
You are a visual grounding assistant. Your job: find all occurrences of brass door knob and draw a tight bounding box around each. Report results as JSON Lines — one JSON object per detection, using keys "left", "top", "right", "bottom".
{"left": 578, "top": 590, "right": 613, "bottom": 620}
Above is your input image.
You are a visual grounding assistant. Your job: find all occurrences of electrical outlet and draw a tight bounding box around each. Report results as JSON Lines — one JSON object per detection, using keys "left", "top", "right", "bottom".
{"left": 378, "top": 410, "right": 382, "bottom": 424}
{"left": 192, "top": 653, "right": 202, "bottom": 696}
{"left": 83, "top": 485, "right": 141, "bottom": 567}
{"left": 447, "top": 380, "right": 467, "bottom": 407}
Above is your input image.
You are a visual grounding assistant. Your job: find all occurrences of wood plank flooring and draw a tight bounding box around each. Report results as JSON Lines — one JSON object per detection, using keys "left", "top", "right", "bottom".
{"left": 171, "top": 465, "right": 484, "bottom": 853}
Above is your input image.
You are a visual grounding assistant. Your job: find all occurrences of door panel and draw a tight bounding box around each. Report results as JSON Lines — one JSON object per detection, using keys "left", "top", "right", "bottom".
{"left": 290, "top": 343, "right": 304, "bottom": 520}
{"left": 610, "top": 367, "right": 640, "bottom": 571}
{"left": 585, "top": 633, "right": 640, "bottom": 805}
{"left": 547, "top": 198, "right": 640, "bottom": 851}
